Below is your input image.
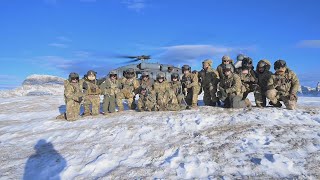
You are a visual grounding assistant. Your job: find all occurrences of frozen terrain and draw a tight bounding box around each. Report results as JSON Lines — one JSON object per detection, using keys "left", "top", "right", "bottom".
{"left": 0, "top": 94, "right": 319, "bottom": 179}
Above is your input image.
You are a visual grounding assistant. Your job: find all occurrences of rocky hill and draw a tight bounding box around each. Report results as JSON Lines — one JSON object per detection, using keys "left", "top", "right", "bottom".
{"left": 0, "top": 74, "right": 64, "bottom": 98}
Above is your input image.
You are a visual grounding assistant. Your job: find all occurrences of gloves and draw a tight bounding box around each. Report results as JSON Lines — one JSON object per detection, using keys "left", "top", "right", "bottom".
{"left": 78, "top": 97, "right": 83, "bottom": 102}
{"left": 290, "top": 94, "right": 296, "bottom": 101}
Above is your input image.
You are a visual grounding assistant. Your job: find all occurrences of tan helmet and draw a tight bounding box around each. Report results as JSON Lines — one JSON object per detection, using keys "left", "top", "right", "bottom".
{"left": 156, "top": 72, "right": 165, "bottom": 80}
{"left": 257, "top": 59, "right": 271, "bottom": 71}
{"left": 222, "top": 55, "right": 231, "bottom": 62}
{"left": 202, "top": 59, "right": 213, "bottom": 67}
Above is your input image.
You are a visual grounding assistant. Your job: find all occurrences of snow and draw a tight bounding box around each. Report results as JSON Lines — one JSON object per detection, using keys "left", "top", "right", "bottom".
{"left": 0, "top": 95, "right": 319, "bottom": 179}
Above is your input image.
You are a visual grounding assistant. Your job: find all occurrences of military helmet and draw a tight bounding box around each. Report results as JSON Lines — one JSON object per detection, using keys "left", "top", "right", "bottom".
{"left": 87, "top": 70, "right": 97, "bottom": 77}
{"left": 242, "top": 57, "right": 253, "bottom": 68}
{"left": 125, "top": 68, "right": 135, "bottom": 78}
{"left": 223, "top": 64, "right": 234, "bottom": 72}
{"left": 256, "top": 59, "right": 271, "bottom": 71}
{"left": 182, "top": 65, "right": 191, "bottom": 72}
{"left": 202, "top": 59, "right": 213, "bottom": 66}
{"left": 222, "top": 55, "right": 231, "bottom": 62}
{"left": 171, "top": 72, "right": 179, "bottom": 80}
{"left": 109, "top": 70, "right": 117, "bottom": 77}
{"left": 141, "top": 71, "right": 149, "bottom": 77}
{"left": 156, "top": 72, "right": 165, "bottom": 79}
{"left": 68, "top": 72, "right": 79, "bottom": 81}
{"left": 274, "top": 59, "right": 287, "bottom": 70}
{"left": 237, "top": 54, "right": 246, "bottom": 61}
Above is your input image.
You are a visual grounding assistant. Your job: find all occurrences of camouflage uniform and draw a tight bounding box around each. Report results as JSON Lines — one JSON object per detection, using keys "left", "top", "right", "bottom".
{"left": 181, "top": 65, "right": 200, "bottom": 107}
{"left": 82, "top": 72, "right": 101, "bottom": 116}
{"left": 153, "top": 73, "right": 172, "bottom": 110}
{"left": 238, "top": 67, "right": 261, "bottom": 105}
{"left": 63, "top": 73, "right": 83, "bottom": 121}
{"left": 116, "top": 69, "right": 140, "bottom": 111}
{"left": 266, "top": 60, "right": 300, "bottom": 110}
{"left": 254, "top": 60, "right": 273, "bottom": 107}
{"left": 216, "top": 55, "right": 235, "bottom": 79}
{"left": 137, "top": 88, "right": 157, "bottom": 112}
{"left": 161, "top": 89, "right": 181, "bottom": 111}
{"left": 199, "top": 59, "right": 220, "bottom": 106}
{"left": 169, "top": 80, "right": 184, "bottom": 105}
{"left": 99, "top": 74, "right": 120, "bottom": 114}
{"left": 218, "top": 65, "right": 251, "bottom": 108}
{"left": 139, "top": 74, "right": 154, "bottom": 92}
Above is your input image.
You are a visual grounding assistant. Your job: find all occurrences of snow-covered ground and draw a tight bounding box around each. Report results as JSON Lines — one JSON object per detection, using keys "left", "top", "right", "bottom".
{"left": 0, "top": 95, "right": 319, "bottom": 179}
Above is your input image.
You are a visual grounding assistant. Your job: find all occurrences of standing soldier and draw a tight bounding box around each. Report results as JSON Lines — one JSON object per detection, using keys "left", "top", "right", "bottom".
{"left": 234, "top": 54, "right": 246, "bottom": 69}
{"left": 266, "top": 60, "right": 300, "bottom": 110}
{"left": 117, "top": 68, "right": 140, "bottom": 111}
{"left": 199, "top": 59, "right": 219, "bottom": 106}
{"left": 139, "top": 71, "right": 154, "bottom": 92}
{"left": 153, "top": 72, "right": 171, "bottom": 110}
{"left": 99, "top": 71, "right": 120, "bottom": 114}
{"left": 82, "top": 70, "right": 101, "bottom": 116}
{"left": 218, "top": 64, "right": 251, "bottom": 108}
{"left": 217, "top": 55, "right": 234, "bottom": 79}
{"left": 255, "top": 59, "right": 273, "bottom": 107}
{"left": 58, "top": 72, "right": 83, "bottom": 121}
{"left": 137, "top": 85, "right": 157, "bottom": 112}
{"left": 181, "top": 65, "right": 200, "bottom": 108}
{"left": 169, "top": 72, "right": 184, "bottom": 105}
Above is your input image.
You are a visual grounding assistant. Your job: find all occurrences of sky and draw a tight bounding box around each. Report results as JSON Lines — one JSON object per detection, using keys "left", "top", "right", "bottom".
{"left": 0, "top": 0, "right": 320, "bottom": 89}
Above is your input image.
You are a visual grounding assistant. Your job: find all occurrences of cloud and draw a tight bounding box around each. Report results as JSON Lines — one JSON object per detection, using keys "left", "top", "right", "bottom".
{"left": 35, "top": 56, "right": 116, "bottom": 77}
{"left": 122, "top": 0, "right": 147, "bottom": 12}
{"left": 297, "top": 40, "right": 320, "bottom": 48}
{"left": 57, "top": 36, "right": 72, "bottom": 42}
{"left": 157, "top": 44, "right": 254, "bottom": 66}
{"left": 48, "top": 43, "right": 68, "bottom": 48}
{"left": 48, "top": 36, "right": 71, "bottom": 48}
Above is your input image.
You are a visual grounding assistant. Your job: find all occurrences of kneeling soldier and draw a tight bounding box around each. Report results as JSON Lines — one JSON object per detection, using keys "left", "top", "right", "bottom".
{"left": 266, "top": 60, "right": 300, "bottom": 110}
{"left": 137, "top": 85, "right": 157, "bottom": 112}
{"left": 218, "top": 64, "right": 251, "bottom": 108}
{"left": 60, "top": 72, "right": 83, "bottom": 121}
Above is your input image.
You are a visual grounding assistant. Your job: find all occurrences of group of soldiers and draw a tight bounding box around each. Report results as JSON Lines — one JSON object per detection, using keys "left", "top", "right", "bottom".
{"left": 58, "top": 54, "right": 300, "bottom": 121}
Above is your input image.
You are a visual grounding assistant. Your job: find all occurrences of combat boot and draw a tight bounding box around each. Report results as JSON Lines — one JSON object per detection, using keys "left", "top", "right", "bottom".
{"left": 245, "top": 98, "right": 252, "bottom": 108}
{"left": 55, "top": 113, "right": 66, "bottom": 120}
{"left": 82, "top": 112, "right": 91, "bottom": 117}
{"left": 269, "top": 101, "right": 282, "bottom": 107}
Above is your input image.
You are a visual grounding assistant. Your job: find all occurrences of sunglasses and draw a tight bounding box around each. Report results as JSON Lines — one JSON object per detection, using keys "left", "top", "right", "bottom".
{"left": 223, "top": 60, "right": 230, "bottom": 62}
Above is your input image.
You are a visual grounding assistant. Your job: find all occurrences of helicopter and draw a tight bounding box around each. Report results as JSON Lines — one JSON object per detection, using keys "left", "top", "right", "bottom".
{"left": 110, "top": 55, "right": 183, "bottom": 81}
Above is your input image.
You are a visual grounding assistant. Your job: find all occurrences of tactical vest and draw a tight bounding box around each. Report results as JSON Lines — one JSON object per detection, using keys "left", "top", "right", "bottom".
{"left": 273, "top": 71, "right": 294, "bottom": 94}
{"left": 84, "top": 80, "right": 100, "bottom": 95}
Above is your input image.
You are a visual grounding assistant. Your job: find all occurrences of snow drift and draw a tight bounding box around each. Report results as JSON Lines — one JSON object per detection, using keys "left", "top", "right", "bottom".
{"left": 0, "top": 95, "right": 319, "bottom": 179}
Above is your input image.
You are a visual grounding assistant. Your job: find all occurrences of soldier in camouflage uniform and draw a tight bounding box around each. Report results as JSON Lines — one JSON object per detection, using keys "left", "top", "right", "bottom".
{"left": 139, "top": 71, "right": 154, "bottom": 92}
{"left": 266, "top": 60, "right": 300, "bottom": 110}
{"left": 254, "top": 59, "right": 273, "bottom": 107}
{"left": 137, "top": 85, "right": 157, "bottom": 112}
{"left": 57, "top": 72, "right": 83, "bottom": 121}
{"left": 217, "top": 55, "right": 235, "bottom": 79}
{"left": 153, "top": 72, "right": 172, "bottom": 110}
{"left": 181, "top": 65, "right": 200, "bottom": 108}
{"left": 218, "top": 64, "right": 251, "bottom": 108}
{"left": 116, "top": 68, "right": 140, "bottom": 111}
{"left": 238, "top": 63, "right": 260, "bottom": 106}
{"left": 99, "top": 71, "right": 120, "bottom": 114}
{"left": 169, "top": 73, "right": 184, "bottom": 105}
{"left": 199, "top": 59, "right": 220, "bottom": 106}
{"left": 82, "top": 70, "right": 101, "bottom": 116}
